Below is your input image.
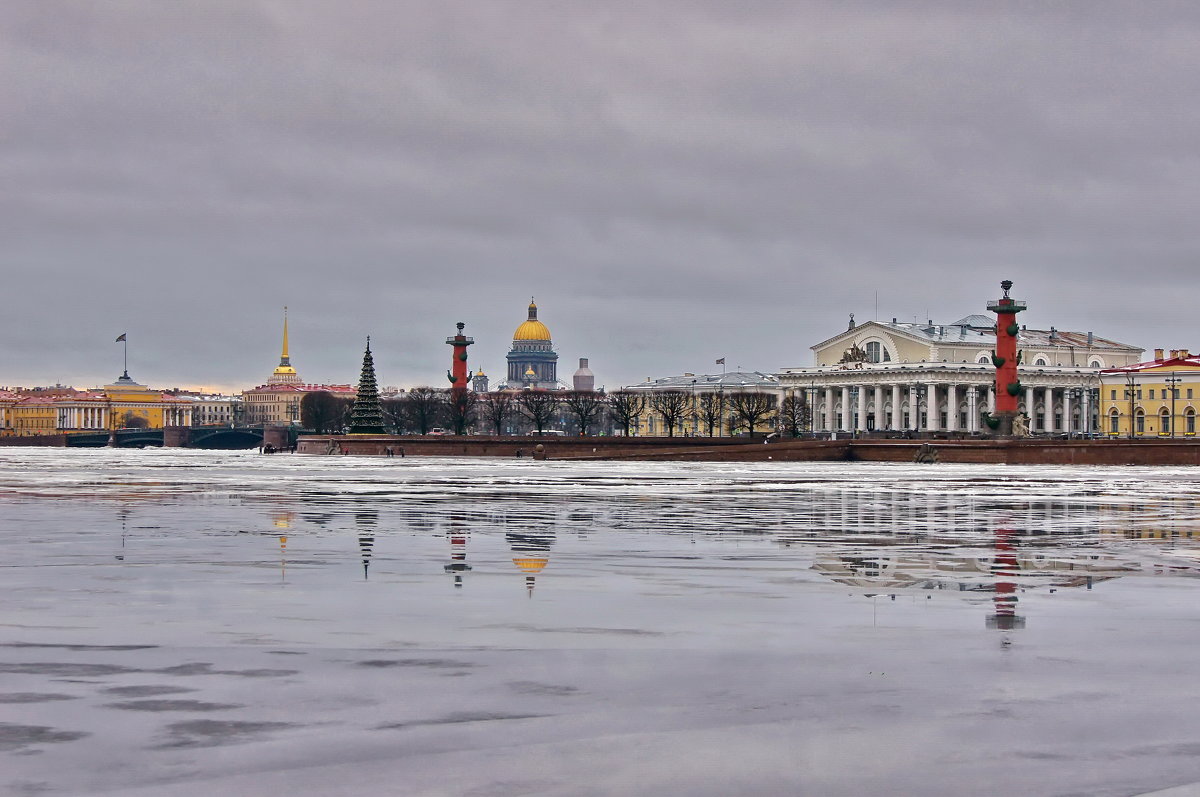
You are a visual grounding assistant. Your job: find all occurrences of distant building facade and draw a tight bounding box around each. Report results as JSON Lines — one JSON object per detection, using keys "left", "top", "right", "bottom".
{"left": 241, "top": 309, "right": 353, "bottom": 424}
{"left": 622, "top": 371, "right": 781, "bottom": 436}
{"left": 1099, "top": 348, "right": 1200, "bottom": 437}
{"left": 779, "top": 314, "right": 1143, "bottom": 435}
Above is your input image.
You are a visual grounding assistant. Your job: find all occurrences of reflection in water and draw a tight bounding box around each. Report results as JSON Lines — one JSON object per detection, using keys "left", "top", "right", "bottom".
{"left": 356, "top": 510, "right": 377, "bottom": 580}
{"left": 506, "top": 513, "right": 555, "bottom": 597}
{"left": 444, "top": 512, "right": 471, "bottom": 588}
{"left": 987, "top": 519, "right": 1024, "bottom": 630}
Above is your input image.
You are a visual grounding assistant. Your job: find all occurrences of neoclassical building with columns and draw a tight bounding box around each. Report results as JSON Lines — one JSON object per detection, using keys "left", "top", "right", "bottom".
{"left": 779, "top": 314, "right": 1142, "bottom": 435}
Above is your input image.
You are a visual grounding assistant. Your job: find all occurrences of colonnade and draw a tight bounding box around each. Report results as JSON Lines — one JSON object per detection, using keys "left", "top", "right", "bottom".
{"left": 807, "top": 382, "right": 1095, "bottom": 434}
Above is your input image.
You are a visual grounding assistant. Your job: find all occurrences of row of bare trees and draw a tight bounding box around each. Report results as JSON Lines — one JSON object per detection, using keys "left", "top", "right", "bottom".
{"left": 301, "top": 387, "right": 811, "bottom": 438}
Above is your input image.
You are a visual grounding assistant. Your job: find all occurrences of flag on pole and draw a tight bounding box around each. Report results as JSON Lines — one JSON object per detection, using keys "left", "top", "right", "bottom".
{"left": 715, "top": 357, "right": 725, "bottom": 365}
{"left": 115, "top": 333, "right": 127, "bottom": 342}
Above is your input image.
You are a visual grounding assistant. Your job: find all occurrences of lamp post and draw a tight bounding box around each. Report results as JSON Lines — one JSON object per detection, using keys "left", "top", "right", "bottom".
{"left": 1125, "top": 373, "right": 1138, "bottom": 439}
{"left": 1165, "top": 374, "right": 1182, "bottom": 439}
{"left": 848, "top": 386, "right": 859, "bottom": 439}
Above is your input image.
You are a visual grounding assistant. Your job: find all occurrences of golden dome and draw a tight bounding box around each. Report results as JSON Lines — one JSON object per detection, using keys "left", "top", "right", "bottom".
{"left": 513, "top": 299, "right": 551, "bottom": 341}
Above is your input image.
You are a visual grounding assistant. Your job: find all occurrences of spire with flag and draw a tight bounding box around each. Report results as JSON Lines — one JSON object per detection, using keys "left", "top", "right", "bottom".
{"left": 115, "top": 333, "right": 129, "bottom": 379}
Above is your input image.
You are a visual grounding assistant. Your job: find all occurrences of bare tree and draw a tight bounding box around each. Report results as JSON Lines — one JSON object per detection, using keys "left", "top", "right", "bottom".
{"left": 562, "top": 391, "right": 605, "bottom": 436}
{"left": 779, "top": 392, "right": 810, "bottom": 437}
{"left": 381, "top": 396, "right": 406, "bottom": 433}
{"left": 120, "top": 411, "right": 149, "bottom": 429}
{"left": 697, "top": 392, "right": 725, "bottom": 437}
{"left": 478, "top": 391, "right": 516, "bottom": 435}
{"left": 649, "top": 391, "right": 689, "bottom": 437}
{"left": 301, "top": 391, "right": 350, "bottom": 434}
{"left": 447, "top": 389, "right": 477, "bottom": 435}
{"left": 608, "top": 391, "right": 646, "bottom": 436}
{"left": 517, "top": 390, "right": 560, "bottom": 435}
{"left": 728, "top": 391, "right": 775, "bottom": 438}
{"left": 404, "top": 387, "right": 445, "bottom": 435}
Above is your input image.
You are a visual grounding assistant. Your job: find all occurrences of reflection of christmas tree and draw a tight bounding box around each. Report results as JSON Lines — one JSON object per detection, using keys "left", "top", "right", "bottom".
{"left": 348, "top": 337, "right": 386, "bottom": 434}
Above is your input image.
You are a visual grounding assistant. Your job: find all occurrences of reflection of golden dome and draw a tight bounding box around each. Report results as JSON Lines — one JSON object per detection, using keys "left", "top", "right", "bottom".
{"left": 513, "top": 300, "right": 551, "bottom": 341}
{"left": 513, "top": 557, "right": 548, "bottom": 574}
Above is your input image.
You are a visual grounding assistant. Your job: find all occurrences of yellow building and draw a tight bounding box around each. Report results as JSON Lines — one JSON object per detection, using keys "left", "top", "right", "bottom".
{"left": 1099, "top": 349, "right": 1200, "bottom": 437}
{"left": 622, "top": 371, "right": 781, "bottom": 437}
{"left": 11, "top": 395, "right": 62, "bottom": 435}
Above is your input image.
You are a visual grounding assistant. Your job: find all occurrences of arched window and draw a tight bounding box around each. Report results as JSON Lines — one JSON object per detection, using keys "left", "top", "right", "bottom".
{"left": 1187, "top": 409, "right": 1196, "bottom": 435}
{"left": 864, "top": 341, "right": 890, "bottom": 363}
{"left": 1034, "top": 357, "right": 1048, "bottom": 366}
{"left": 977, "top": 354, "right": 990, "bottom": 364}
{"left": 1161, "top": 408, "right": 1171, "bottom": 436}
{"left": 1136, "top": 409, "right": 1146, "bottom": 435}
{"left": 1089, "top": 358, "right": 1103, "bottom": 368}
{"left": 1109, "top": 409, "right": 1120, "bottom": 435}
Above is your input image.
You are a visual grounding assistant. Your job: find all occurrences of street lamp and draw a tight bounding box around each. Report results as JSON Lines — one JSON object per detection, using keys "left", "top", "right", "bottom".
{"left": 1124, "top": 373, "right": 1139, "bottom": 439}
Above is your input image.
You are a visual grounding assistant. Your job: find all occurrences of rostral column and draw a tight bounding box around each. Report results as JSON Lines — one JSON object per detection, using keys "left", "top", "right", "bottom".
{"left": 986, "top": 280, "right": 1027, "bottom": 436}
{"left": 446, "top": 322, "right": 474, "bottom": 392}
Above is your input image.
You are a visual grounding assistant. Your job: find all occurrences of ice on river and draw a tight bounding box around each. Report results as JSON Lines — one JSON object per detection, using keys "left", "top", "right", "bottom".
{"left": 2, "top": 448, "right": 1200, "bottom": 796}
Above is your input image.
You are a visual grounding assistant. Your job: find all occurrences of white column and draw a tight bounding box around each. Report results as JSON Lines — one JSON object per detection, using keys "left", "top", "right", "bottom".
{"left": 873, "top": 385, "right": 884, "bottom": 430}
{"left": 840, "top": 386, "right": 850, "bottom": 431}
{"left": 824, "top": 388, "right": 834, "bottom": 432}
{"left": 1062, "top": 390, "right": 1072, "bottom": 435}
{"left": 967, "top": 387, "right": 978, "bottom": 432}
{"left": 1025, "top": 386, "right": 1036, "bottom": 429}
{"left": 927, "top": 384, "right": 940, "bottom": 431}
{"left": 1082, "top": 389, "right": 1091, "bottom": 434}
{"left": 946, "top": 384, "right": 959, "bottom": 431}
{"left": 908, "top": 385, "right": 918, "bottom": 430}
{"left": 1043, "top": 387, "right": 1054, "bottom": 433}
{"left": 891, "top": 385, "right": 902, "bottom": 430}
{"left": 857, "top": 387, "right": 868, "bottom": 432}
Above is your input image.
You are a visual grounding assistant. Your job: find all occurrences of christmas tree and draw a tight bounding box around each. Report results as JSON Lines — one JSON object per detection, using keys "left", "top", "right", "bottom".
{"left": 348, "top": 337, "right": 387, "bottom": 434}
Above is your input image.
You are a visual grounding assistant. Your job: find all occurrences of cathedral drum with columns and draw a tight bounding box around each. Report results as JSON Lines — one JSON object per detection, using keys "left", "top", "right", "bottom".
{"left": 779, "top": 312, "right": 1142, "bottom": 436}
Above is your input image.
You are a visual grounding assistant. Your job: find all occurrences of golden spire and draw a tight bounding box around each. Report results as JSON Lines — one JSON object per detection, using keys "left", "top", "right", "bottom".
{"left": 281, "top": 306, "right": 290, "bottom": 363}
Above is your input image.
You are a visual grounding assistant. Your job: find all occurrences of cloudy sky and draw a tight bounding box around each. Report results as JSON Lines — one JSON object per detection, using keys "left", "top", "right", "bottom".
{"left": 3, "top": 1, "right": 1198, "bottom": 392}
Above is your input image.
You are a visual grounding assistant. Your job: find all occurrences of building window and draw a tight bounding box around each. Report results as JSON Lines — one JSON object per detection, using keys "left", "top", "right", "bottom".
{"left": 1161, "top": 409, "right": 1171, "bottom": 436}
{"left": 1109, "top": 410, "right": 1119, "bottom": 435}
{"left": 1188, "top": 410, "right": 1196, "bottom": 435}
{"left": 1136, "top": 411, "right": 1145, "bottom": 435}
{"left": 1149, "top": 389, "right": 1156, "bottom": 399}
{"left": 864, "top": 342, "right": 890, "bottom": 363}
{"left": 978, "top": 355, "right": 990, "bottom": 364}
{"left": 1111, "top": 390, "right": 1116, "bottom": 400}
{"left": 1035, "top": 357, "right": 1047, "bottom": 366}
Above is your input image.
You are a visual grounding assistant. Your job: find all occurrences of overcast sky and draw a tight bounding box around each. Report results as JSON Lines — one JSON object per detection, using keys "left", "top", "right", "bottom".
{"left": 3, "top": 1, "right": 1198, "bottom": 392}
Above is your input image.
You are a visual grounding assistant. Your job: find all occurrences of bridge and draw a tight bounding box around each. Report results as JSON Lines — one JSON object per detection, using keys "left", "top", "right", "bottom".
{"left": 63, "top": 425, "right": 293, "bottom": 450}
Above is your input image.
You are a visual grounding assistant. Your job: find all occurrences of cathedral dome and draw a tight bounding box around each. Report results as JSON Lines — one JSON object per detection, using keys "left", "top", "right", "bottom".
{"left": 513, "top": 300, "right": 551, "bottom": 341}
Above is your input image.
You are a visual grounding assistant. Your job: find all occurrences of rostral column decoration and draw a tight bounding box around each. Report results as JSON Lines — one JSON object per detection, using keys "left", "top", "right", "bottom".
{"left": 446, "top": 322, "right": 474, "bottom": 392}
{"left": 984, "top": 280, "right": 1027, "bottom": 436}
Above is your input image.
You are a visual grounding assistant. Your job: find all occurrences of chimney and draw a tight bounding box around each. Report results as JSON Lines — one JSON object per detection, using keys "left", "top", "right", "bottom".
{"left": 891, "top": 317, "right": 897, "bottom": 324}
{"left": 1049, "top": 326, "right": 1057, "bottom": 341}
{"left": 1182, "top": 349, "right": 1191, "bottom": 358}
{"left": 1154, "top": 348, "right": 1164, "bottom": 361}
{"left": 1087, "top": 331, "right": 1094, "bottom": 345}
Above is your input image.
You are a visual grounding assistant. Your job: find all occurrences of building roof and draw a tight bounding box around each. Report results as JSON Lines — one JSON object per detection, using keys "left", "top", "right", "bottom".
{"left": 811, "top": 317, "right": 1140, "bottom": 353}
{"left": 244, "top": 383, "right": 355, "bottom": 394}
{"left": 1101, "top": 356, "right": 1200, "bottom": 374}
{"left": 623, "top": 371, "right": 780, "bottom": 391}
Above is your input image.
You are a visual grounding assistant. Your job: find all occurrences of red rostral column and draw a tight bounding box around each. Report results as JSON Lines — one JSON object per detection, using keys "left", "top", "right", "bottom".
{"left": 986, "top": 280, "right": 1027, "bottom": 436}
{"left": 446, "top": 322, "right": 474, "bottom": 392}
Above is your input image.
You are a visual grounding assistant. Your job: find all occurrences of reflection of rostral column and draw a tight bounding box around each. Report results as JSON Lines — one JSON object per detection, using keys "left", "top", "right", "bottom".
{"left": 446, "top": 322, "right": 474, "bottom": 393}
{"left": 986, "top": 518, "right": 1026, "bottom": 630}
{"left": 444, "top": 512, "right": 472, "bottom": 588}
{"left": 985, "top": 280, "right": 1027, "bottom": 436}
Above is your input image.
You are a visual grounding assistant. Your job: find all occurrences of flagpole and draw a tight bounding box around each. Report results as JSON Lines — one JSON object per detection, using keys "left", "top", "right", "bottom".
{"left": 123, "top": 337, "right": 128, "bottom": 377}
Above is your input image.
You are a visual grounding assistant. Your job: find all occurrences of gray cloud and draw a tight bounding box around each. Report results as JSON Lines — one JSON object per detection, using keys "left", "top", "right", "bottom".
{"left": 3, "top": 1, "right": 1199, "bottom": 390}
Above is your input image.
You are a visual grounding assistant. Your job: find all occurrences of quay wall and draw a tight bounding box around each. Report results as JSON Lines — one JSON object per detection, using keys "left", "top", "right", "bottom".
{"left": 298, "top": 434, "right": 1200, "bottom": 466}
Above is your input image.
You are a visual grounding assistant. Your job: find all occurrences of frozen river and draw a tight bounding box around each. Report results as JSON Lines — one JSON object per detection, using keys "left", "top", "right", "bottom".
{"left": 2, "top": 449, "right": 1200, "bottom": 796}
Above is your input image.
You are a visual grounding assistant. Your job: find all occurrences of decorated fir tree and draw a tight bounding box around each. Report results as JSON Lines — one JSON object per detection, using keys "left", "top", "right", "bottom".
{"left": 348, "top": 337, "right": 387, "bottom": 434}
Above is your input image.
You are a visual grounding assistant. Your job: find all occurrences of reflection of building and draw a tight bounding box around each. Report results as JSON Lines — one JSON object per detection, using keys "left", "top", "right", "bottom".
{"left": 507, "top": 527, "right": 555, "bottom": 596}
{"left": 504, "top": 300, "right": 560, "bottom": 390}
{"left": 779, "top": 313, "right": 1142, "bottom": 434}
{"left": 1100, "top": 349, "right": 1200, "bottom": 438}
{"left": 623, "top": 371, "right": 780, "bottom": 436}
